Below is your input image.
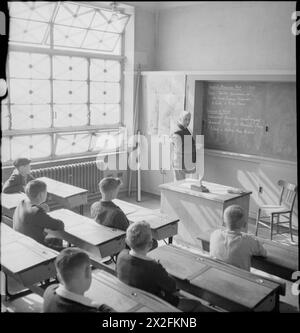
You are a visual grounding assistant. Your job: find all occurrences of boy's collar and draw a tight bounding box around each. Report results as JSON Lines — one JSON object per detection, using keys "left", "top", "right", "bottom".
{"left": 56, "top": 284, "right": 101, "bottom": 308}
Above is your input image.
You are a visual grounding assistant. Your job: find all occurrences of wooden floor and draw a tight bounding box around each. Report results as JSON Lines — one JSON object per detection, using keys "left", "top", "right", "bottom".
{"left": 2, "top": 191, "right": 299, "bottom": 312}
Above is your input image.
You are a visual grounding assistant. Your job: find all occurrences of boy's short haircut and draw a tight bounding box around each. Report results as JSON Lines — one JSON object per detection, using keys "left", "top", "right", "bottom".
{"left": 224, "top": 205, "right": 244, "bottom": 230}
{"left": 99, "top": 177, "right": 121, "bottom": 194}
{"left": 55, "top": 247, "right": 90, "bottom": 284}
{"left": 126, "top": 221, "right": 152, "bottom": 250}
{"left": 25, "top": 179, "right": 47, "bottom": 200}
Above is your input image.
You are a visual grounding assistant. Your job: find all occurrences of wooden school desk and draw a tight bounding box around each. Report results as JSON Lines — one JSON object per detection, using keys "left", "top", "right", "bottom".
{"left": 38, "top": 177, "right": 88, "bottom": 214}
{"left": 113, "top": 199, "right": 179, "bottom": 243}
{"left": 200, "top": 237, "right": 298, "bottom": 282}
{"left": 48, "top": 209, "right": 125, "bottom": 258}
{"left": 159, "top": 179, "right": 252, "bottom": 246}
{"left": 1, "top": 192, "right": 26, "bottom": 220}
{"left": 251, "top": 238, "right": 298, "bottom": 281}
{"left": 148, "top": 245, "right": 283, "bottom": 312}
{"left": 1, "top": 224, "right": 57, "bottom": 300}
{"left": 86, "top": 270, "right": 180, "bottom": 312}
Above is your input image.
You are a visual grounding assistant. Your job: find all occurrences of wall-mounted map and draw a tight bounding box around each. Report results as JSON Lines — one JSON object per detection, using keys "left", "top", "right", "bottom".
{"left": 142, "top": 74, "right": 187, "bottom": 136}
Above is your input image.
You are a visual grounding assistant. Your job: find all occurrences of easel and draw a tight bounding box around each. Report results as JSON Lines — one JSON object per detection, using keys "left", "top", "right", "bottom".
{"left": 128, "top": 64, "right": 142, "bottom": 201}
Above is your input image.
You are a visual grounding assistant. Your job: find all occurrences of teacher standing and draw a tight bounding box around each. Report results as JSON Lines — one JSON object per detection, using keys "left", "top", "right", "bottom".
{"left": 171, "top": 111, "right": 196, "bottom": 181}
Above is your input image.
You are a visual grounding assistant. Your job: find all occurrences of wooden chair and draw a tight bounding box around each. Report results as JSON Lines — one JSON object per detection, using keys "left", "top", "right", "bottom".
{"left": 255, "top": 180, "right": 297, "bottom": 241}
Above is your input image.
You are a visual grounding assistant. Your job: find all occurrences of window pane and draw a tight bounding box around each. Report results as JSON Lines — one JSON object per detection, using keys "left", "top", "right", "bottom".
{"left": 54, "top": 104, "right": 88, "bottom": 127}
{"left": 52, "top": 25, "right": 87, "bottom": 49}
{"left": 90, "top": 59, "right": 120, "bottom": 82}
{"left": 9, "top": 52, "right": 50, "bottom": 79}
{"left": 82, "top": 30, "right": 120, "bottom": 53}
{"left": 91, "top": 9, "right": 130, "bottom": 34}
{"left": 53, "top": 56, "right": 88, "bottom": 81}
{"left": 1, "top": 104, "right": 10, "bottom": 130}
{"left": 10, "top": 79, "right": 51, "bottom": 104}
{"left": 54, "top": 3, "right": 95, "bottom": 29}
{"left": 10, "top": 18, "right": 49, "bottom": 45}
{"left": 90, "top": 104, "right": 120, "bottom": 126}
{"left": 55, "top": 133, "right": 91, "bottom": 155}
{"left": 11, "top": 105, "right": 51, "bottom": 129}
{"left": 1, "top": 137, "right": 11, "bottom": 162}
{"left": 90, "top": 82, "right": 120, "bottom": 103}
{"left": 90, "top": 130, "right": 124, "bottom": 152}
{"left": 9, "top": 2, "right": 56, "bottom": 22}
{"left": 11, "top": 135, "right": 51, "bottom": 159}
{"left": 53, "top": 80, "right": 88, "bottom": 104}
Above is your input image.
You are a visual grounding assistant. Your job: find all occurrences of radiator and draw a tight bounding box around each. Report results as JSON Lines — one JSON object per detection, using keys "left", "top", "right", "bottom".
{"left": 31, "top": 161, "right": 100, "bottom": 194}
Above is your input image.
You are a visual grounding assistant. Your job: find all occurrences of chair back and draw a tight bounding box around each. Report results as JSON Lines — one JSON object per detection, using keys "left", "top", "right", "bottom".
{"left": 278, "top": 180, "right": 297, "bottom": 211}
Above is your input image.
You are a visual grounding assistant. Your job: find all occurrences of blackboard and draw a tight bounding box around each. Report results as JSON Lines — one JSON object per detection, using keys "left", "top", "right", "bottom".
{"left": 202, "top": 81, "right": 297, "bottom": 161}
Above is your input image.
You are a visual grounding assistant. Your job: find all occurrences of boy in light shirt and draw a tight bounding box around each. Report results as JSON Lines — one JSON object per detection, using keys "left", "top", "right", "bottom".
{"left": 210, "top": 205, "right": 267, "bottom": 271}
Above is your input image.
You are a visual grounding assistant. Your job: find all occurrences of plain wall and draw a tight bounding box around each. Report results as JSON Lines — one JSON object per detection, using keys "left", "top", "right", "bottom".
{"left": 134, "top": 7, "right": 157, "bottom": 70}
{"left": 155, "top": 1, "right": 296, "bottom": 71}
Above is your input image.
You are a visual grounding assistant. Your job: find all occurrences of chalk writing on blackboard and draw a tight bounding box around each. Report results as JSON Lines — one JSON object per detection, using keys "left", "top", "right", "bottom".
{"left": 202, "top": 81, "right": 296, "bottom": 161}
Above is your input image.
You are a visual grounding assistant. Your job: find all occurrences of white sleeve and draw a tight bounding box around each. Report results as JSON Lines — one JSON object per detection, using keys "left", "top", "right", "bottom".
{"left": 249, "top": 237, "right": 267, "bottom": 257}
{"left": 171, "top": 133, "right": 182, "bottom": 170}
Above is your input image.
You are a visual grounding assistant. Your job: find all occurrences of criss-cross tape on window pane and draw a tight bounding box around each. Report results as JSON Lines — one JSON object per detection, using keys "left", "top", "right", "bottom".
{"left": 11, "top": 105, "right": 51, "bottom": 130}
{"left": 52, "top": 25, "right": 87, "bottom": 49}
{"left": 90, "top": 104, "right": 120, "bottom": 126}
{"left": 90, "top": 82, "right": 120, "bottom": 104}
{"left": 1, "top": 103, "right": 10, "bottom": 130}
{"left": 53, "top": 104, "right": 88, "bottom": 127}
{"left": 91, "top": 8, "right": 130, "bottom": 34}
{"left": 82, "top": 30, "right": 120, "bottom": 53}
{"left": 55, "top": 133, "right": 91, "bottom": 155}
{"left": 54, "top": 2, "right": 95, "bottom": 29}
{"left": 9, "top": 52, "right": 50, "bottom": 79}
{"left": 11, "top": 135, "right": 51, "bottom": 160}
{"left": 9, "top": 1, "right": 56, "bottom": 22}
{"left": 53, "top": 56, "right": 88, "bottom": 81}
{"left": 10, "top": 79, "right": 51, "bottom": 104}
{"left": 1, "top": 137, "right": 11, "bottom": 162}
{"left": 10, "top": 18, "right": 49, "bottom": 45}
{"left": 53, "top": 80, "right": 88, "bottom": 104}
{"left": 90, "top": 59, "right": 120, "bottom": 82}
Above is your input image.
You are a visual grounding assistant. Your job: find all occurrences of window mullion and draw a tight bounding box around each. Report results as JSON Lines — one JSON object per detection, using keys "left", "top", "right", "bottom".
{"left": 50, "top": 19, "right": 55, "bottom": 160}
{"left": 87, "top": 57, "right": 91, "bottom": 126}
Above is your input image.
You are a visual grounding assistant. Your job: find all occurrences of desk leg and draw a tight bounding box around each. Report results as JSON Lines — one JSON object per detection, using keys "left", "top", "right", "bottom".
{"left": 79, "top": 205, "right": 84, "bottom": 215}
{"left": 273, "top": 292, "right": 280, "bottom": 313}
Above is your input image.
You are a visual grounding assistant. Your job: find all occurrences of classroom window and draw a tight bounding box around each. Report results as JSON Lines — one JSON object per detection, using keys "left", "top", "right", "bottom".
{"left": 2, "top": 1, "right": 130, "bottom": 164}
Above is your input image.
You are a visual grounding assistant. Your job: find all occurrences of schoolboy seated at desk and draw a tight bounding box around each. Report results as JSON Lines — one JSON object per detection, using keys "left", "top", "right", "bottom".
{"left": 210, "top": 204, "right": 267, "bottom": 271}
{"left": 91, "top": 177, "right": 158, "bottom": 250}
{"left": 116, "top": 221, "right": 210, "bottom": 312}
{"left": 13, "top": 179, "right": 64, "bottom": 251}
{"left": 2, "top": 158, "right": 35, "bottom": 194}
{"left": 91, "top": 177, "right": 130, "bottom": 231}
{"left": 43, "top": 247, "right": 115, "bottom": 313}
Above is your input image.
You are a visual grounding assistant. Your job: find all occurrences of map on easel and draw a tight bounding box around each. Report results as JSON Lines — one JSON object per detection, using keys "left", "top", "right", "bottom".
{"left": 143, "top": 75, "right": 187, "bottom": 136}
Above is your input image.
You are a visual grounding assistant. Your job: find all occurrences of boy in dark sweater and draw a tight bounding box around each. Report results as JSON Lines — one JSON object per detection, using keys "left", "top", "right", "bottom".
{"left": 2, "top": 157, "right": 35, "bottom": 193}
{"left": 91, "top": 177, "right": 157, "bottom": 251}
{"left": 43, "top": 247, "right": 115, "bottom": 313}
{"left": 13, "top": 179, "right": 64, "bottom": 250}
{"left": 90, "top": 177, "right": 129, "bottom": 231}
{"left": 116, "top": 221, "right": 210, "bottom": 312}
